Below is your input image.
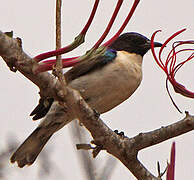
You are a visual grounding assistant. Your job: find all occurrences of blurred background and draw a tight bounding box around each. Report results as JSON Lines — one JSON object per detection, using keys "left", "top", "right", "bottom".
{"left": 0, "top": 0, "right": 194, "bottom": 179}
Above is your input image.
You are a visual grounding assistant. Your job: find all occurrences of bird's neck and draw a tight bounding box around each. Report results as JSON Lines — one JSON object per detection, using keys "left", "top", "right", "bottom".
{"left": 119, "top": 51, "right": 143, "bottom": 67}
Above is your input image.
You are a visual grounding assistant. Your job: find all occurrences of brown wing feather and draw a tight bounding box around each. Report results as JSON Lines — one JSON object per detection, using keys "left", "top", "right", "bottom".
{"left": 65, "top": 55, "right": 105, "bottom": 83}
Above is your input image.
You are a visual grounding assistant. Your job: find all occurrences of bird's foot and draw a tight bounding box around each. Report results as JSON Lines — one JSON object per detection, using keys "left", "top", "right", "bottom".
{"left": 114, "top": 130, "right": 125, "bottom": 137}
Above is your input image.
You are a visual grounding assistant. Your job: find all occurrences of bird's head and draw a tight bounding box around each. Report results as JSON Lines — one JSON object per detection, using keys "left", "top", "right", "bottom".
{"left": 109, "top": 32, "right": 162, "bottom": 56}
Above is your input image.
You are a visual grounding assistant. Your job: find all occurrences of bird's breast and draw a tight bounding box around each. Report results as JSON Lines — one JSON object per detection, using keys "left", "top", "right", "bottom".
{"left": 69, "top": 51, "right": 143, "bottom": 113}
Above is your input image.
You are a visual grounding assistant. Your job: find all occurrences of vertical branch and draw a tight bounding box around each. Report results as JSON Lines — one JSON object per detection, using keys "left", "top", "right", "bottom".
{"left": 54, "top": 0, "right": 67, "bottom": 94}
{"left": 55, "top": 0, "right": 62, "bottom": 69}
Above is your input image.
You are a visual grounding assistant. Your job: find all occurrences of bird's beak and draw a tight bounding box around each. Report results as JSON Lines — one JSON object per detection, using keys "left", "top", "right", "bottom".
{"left": 153, "top": 41, "right": 163, "bottom": 47}
{"left": 144, "top": 40, "right": 163, "bottom": 49}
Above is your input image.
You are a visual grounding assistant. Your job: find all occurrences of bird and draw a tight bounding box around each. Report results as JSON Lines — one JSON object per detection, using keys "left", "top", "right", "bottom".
{"left": 10, "top": 32, "right": 162, "bottom": 168}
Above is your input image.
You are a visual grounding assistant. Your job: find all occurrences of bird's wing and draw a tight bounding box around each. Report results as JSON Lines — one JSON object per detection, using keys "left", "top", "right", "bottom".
{"left": 65, "top": 49, "right": 117, "bottom": 83}
{"left": 30, "top": 98, "right": 54, "bottom": 120}
{"left": 30, "top": 49, "right": 116, "bottom": 120}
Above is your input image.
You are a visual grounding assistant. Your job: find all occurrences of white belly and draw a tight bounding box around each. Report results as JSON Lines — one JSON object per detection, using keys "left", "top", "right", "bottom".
{"left": 69, "top": 51, "right": 143, "bottom": 113}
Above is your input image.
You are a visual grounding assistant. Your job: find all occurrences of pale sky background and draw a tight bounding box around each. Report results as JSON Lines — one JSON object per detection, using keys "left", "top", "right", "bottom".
{"left": 0, "top": 0, "right": 194, "bottom": 179}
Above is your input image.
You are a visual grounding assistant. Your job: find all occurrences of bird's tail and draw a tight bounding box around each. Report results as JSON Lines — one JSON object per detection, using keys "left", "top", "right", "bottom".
{"left": 10, "top": 127, "right": 52, "bottom": 168}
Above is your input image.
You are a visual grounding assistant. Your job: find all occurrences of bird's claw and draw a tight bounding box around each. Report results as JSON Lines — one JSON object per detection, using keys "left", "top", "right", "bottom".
{"left": 114, "top": 130, "right": 125, "bottom": 137}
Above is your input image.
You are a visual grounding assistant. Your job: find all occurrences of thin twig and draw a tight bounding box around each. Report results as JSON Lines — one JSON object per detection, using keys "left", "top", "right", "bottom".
{"left": 54, "top": 0, "right": 67, "bottom": 95}
{"left": 55, "top": 0, "right": 62, "bottom": 70}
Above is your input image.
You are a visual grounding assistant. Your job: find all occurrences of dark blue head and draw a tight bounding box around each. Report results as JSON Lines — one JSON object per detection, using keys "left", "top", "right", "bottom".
{"left": 109, "top": 32, "right": 162, "bottom": 56}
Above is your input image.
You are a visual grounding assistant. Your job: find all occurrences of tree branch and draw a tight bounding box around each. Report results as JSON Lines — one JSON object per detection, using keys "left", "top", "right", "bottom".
{"left": 0, "top": 31, "right": 194, "bottom": 180}
{"left": 53, "top": 0, "right": 68, "bottom": 96}
{"left": 0, "top": 31, "right": 61, "bottom": 99}
{"left": 133, "top": 112, "right": 194, "bottom": 150}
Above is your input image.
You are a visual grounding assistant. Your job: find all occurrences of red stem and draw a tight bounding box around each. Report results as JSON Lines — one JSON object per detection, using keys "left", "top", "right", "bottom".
{"left": 34, "top": 57, "right": 80, "bottom": 73}
{"left": 42, "top": 56, "right": 78, "bottom": 64}
{"left": 92, "top": 0, "right": 123, "bottom": 49}
{"left": 169, "top": 43, "right": 177, "bottom": 77}
{"left": 81, "top": 0, "right": 100, "bottom": 35}
{"left": 159, "top": 29, "right": 186, "bottom": 59}
{"left": 150, "top": 30, "right": 165, "bottom": 70}
{"left": 166, "top": 142, "right": 175, "bottom": 180}
{"left": 103, "top": 0, "right": 140, "bottom": 47}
